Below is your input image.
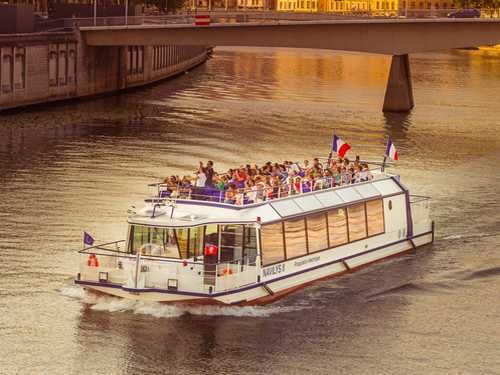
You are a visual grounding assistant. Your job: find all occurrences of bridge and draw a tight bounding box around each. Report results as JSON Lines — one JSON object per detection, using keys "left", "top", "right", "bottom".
{"left": 77, "top": 15, "right": 500, "bottom": 112}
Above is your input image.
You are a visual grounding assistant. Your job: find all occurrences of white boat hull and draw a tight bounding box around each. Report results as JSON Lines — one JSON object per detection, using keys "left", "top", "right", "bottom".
{"left": 78, "top": 228, "right": 434, "bottom": 305}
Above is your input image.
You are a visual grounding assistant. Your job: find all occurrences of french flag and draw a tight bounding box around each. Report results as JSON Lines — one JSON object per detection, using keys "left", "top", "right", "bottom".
{"left": 332, "top": 135, "right": 351, "bottom": 158}
{"left": 385, "top": 139, "right": 399, "bottom": 161}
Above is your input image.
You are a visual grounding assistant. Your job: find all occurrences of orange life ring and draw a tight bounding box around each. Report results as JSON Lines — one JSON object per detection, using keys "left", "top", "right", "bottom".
{"left": 87, "top": 254, "right": 99, "bottom": 267}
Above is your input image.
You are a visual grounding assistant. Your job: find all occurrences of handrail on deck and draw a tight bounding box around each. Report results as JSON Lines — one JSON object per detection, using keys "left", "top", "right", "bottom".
{"left": 153, "top": 167, "right": 385, "bottom": 206}
{"left": 78, "top": 240, "right": 126, "bottom": 254}
{"left": 79, "top": 245, "right": 256, "bottom": 268}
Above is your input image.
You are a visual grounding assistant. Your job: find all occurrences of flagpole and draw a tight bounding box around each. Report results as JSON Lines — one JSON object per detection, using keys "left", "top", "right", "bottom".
{"left": 381, "top": 155, "right": 387, "bottom": 172}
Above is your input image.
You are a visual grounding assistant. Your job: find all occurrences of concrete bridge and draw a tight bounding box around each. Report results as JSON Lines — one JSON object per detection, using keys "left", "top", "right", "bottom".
{"left": 79, "top": 17, "right": 500, "bottom": 112}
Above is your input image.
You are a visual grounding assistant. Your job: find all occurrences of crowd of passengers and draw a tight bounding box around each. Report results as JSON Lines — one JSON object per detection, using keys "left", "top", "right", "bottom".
{"left": 161, "top": 157, "right": 374, "bottom": 205}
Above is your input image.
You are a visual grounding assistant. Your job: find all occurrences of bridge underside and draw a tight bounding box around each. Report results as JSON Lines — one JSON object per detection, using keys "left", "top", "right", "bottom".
{"left": 81, "top": 19, "right": 500, "bottom": 112}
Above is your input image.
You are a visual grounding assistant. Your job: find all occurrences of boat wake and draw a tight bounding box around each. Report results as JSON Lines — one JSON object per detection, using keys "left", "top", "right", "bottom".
{"left": 365, "top": 280, "right": 455, "bottom": 300}
{"left": 442, "top": 232, "right": 500, "bottom": 241}
{"left": 60, "top": 285, "right": 303, "bottom": 318}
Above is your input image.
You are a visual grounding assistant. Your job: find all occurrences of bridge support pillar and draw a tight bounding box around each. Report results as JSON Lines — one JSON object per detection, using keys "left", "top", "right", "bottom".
{"left": 383, "top": 54, "right": 414, "bottom": 113}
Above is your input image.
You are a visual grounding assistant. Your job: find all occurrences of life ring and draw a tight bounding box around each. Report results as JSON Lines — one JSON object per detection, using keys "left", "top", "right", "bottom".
{"left": 87, "top": 254, "right": 99, "bottom": 267}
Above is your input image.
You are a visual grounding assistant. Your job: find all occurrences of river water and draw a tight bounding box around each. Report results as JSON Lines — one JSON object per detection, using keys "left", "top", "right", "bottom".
{"left": 0, "top": 47, "right": 499, "bottom": 375}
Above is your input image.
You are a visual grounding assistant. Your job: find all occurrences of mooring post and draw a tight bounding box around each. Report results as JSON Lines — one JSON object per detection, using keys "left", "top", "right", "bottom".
{"left": 383, "top": 54, "right": 414, "bottom": 113}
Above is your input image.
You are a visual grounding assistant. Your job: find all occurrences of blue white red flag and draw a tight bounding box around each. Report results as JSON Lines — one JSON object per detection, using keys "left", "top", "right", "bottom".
{"left": 83, "top": 232, "right": 95, "bottom": 246}
{"left": 385, "top": 139, "right": 399, "bottom": 161}
{"left": 332, "top": 135, "right": 351, "bottom": 158}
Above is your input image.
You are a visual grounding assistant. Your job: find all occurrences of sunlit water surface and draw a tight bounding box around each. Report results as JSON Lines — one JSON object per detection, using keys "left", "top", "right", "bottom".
{"left": 0, "top": 47, "right": 499, "bottom": 375}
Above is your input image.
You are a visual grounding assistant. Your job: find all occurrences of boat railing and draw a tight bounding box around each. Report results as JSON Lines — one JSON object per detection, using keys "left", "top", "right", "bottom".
{"left": 152, "top": 166, "right": 385, "bottom": 206}
{"left": 78, "top": 246, "right": 259, "bottom": 293}
{"left": 410, "top": 194, "right": 431, "bottom": 225}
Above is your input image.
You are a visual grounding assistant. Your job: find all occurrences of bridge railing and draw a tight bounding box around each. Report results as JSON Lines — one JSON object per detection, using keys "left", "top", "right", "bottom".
{"left": 36, "top": 9, "right": 499, "bottom": 32}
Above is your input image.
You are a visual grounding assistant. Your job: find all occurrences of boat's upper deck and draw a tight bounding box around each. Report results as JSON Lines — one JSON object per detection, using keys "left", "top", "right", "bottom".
{"left": 129, "top": 170, "right": 406, "bottom": 228}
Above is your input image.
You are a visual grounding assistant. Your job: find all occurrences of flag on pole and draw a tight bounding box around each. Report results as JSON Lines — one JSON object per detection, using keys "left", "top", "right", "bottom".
{"left": 83, "top": 232, "right": 95, "bottom": 246}
{"left": 332, "top": 135, "right": 351, "bottom": 158}
{"left": 385, "top": 139, "right": 399, "bottom": 161}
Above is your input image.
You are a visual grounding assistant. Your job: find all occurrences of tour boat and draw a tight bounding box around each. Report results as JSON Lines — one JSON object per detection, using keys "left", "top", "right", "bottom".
{"left": 75, "top": 165, "right": 434, "bottom": 305}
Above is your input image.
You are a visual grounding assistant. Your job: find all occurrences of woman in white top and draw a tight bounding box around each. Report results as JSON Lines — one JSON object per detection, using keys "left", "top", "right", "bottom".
{"left": 195, "top": 162, "right": 207, "bottom": 187}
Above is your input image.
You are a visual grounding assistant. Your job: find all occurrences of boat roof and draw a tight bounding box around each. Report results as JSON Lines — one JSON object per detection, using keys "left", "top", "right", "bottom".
{"left": 127, "top": 174, "right": 405, "bottom": 228}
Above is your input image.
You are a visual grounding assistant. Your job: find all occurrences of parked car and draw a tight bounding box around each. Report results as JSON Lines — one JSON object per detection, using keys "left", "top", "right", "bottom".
{"left": 447, "top": 9, "right": 481, "bottom": 18}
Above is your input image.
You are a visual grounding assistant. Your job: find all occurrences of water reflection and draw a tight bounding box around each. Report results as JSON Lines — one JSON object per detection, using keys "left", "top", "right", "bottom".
{"left": 1, "top": 47, "right": 500, "bottom": 375}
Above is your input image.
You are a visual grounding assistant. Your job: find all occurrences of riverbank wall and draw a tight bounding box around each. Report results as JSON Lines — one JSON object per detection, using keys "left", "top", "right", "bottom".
{"left": 0, "top": 30, "right": 209, "bottom": 111}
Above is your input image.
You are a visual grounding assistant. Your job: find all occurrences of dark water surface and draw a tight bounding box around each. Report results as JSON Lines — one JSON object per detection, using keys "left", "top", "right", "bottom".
{"left": 1, "top": 47, "right": 499, "bottom": 375}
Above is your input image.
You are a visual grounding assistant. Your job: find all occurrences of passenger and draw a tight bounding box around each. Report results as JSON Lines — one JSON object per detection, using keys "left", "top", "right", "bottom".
{"left": 255, "top": 177, "right": 266, "bottom": 202}
{"left": 205, "top": 160, "right": 214, "bottom": 187}
{"left": 341, "top": 167, "right": 350, "bottom": 185}
{"left": 364, "top": 164, "right": 374, "bottom": 180}
{"left": 246, "top": 179, "right": 258, "bottom": 204}
{"left": 353, "top": 166, "right": 361, "bottom": 184}
{"left": 360, "top": 164, "right": 368, "bottom": 181}
{"left": 224, "top": 183, "right": 237, "bottom": 204}
{"left": 195, "top": 162, "right": 207, "bottom": 188}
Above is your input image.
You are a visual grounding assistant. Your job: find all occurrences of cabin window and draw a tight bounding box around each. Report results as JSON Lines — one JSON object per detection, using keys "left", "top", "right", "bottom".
{"left": 284, "top": 219, "right": 308, "bottom": 259}
{"left": 328, "top": 208, "right": 348, "bottom": 246}
{"left": 347, "top": 203, "right": 367, "bottom": 241}
{"left": 261, "top": 223, "right": 285, "bottom": 265}
{"left": 188, "top": 226, "right": 204, "bottom": 259}
{"left": 129, "top": 225, "right": 180, "bottom": 258}
{"left": 220, "top": 224, "right": 244, "bottom": 263}
{"left": 366, "top": 199, "right": 385, "bottom": 236}
{"left": 306, "top": 213, "right": 328, "bottom": 253}
{"left": 204, "top": 224, "right": 219, "bottom": 248}
{"left": 176, "top": 228, "right": 189, "bottom": 259}
{"left": 243, "top": 225, "right": 258, "bottom": 266}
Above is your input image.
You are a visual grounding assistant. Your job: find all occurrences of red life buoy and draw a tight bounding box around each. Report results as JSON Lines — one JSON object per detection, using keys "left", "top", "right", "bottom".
{"left": 87, "top": 254, "right": 99, "bottom": 267}
{"left": 204, "top": 244, "right": 218, "bottom": 256}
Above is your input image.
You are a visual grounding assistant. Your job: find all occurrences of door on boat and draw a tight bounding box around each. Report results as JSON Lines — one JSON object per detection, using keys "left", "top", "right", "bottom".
{"left": 203, "top": 224, "right": 218, "bottom": 286}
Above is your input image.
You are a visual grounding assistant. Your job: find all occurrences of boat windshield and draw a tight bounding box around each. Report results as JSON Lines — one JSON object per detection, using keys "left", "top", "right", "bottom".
{"left": 129, "top": 225, "right": 204, "bottom": 259}
{"left": 128, "top": 224, "right": 258, "bottom": 264}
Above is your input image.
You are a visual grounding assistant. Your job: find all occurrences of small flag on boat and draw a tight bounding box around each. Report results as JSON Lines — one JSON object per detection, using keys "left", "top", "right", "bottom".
{"left": 385, "top": 139, "right": 399, "bottom": 161}
{"left": 83, "top": 232, "right": 95, "bottom": 246}
{"left": 332, "top": 135, "right": 351, "bottom": 158}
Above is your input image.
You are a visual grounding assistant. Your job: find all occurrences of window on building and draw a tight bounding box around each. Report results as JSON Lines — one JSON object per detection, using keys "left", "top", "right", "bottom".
{"left": 49, "top": 50, "right": 57, "bottom": 87}
{"left": 14, "top": 48, "right": 25, "bottom": 90}
{"left": 261, "top": 223, "right": 285, "bottom": 265}
{"left": 366, "top": 199, "right": 385, "bottom": 236}
{"left": 328, "top": 208, "right": 348, "bottom": 246}
{"left": 284, "top": 219, "right": 308, "bottom": 259}
{"left": 127, "top": 46, "right": 133, "bottom": 74}
{"left": 68, "top": 49, "right": 76, "bottom": 85}
{"left": 131, "top": 46, "right": 137, "bottom": 74}
{"left": 58, "top": 50, "right": 67, "bottom": 86}
{"left": 347, "top": 203, "right": 367, "bottom": 241}
{"left": 137, "top": 46, "right": 144, "bottom": 73}
{"left": 307, "top": 213, "right": 329, "bottom": 253}
{"left": 1, "top": 53, "right": 13, "bottom": 93}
